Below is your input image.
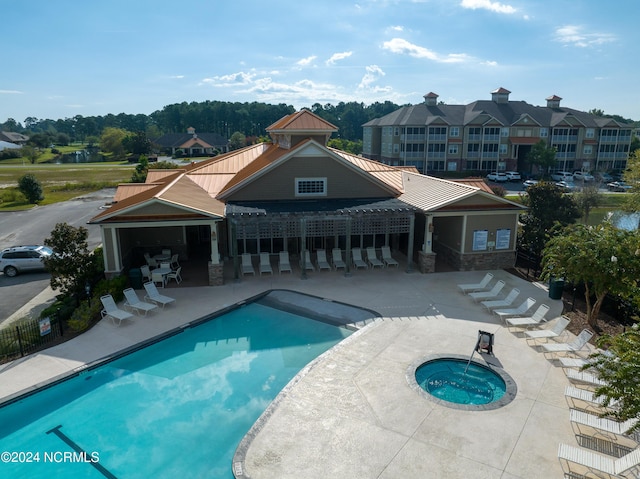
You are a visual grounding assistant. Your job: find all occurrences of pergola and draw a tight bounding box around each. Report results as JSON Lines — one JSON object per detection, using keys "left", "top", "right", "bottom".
{"left": 226, "top": 198, "right": 416, "bottom": 278}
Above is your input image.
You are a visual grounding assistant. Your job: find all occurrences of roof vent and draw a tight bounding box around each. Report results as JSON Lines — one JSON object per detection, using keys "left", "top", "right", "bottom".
{"left": 491, "top": 87, "right": 511, "bottom": 104}
{"left": 546, "top": 95, "right": 562, "bottom": 108}
{"left": 423, "top": 92, "right": 439, "bottom": 106}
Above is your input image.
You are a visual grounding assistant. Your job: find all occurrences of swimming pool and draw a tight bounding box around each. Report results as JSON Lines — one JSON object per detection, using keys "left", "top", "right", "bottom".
{"left": 0, "top": 295, "right": 357, "bottom": 478}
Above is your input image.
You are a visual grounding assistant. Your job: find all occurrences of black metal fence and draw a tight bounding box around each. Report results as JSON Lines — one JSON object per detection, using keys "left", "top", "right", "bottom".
{"left": 0, "top": 315, "right": 64, "bottom": 364}
{"left": 515, "top": 249, "right": 541, "bottom": 279}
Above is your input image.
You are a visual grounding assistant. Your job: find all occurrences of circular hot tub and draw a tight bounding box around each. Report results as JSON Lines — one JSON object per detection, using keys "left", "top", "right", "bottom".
{"left": 408, "top": 354, "right": 517, "bottom": 411}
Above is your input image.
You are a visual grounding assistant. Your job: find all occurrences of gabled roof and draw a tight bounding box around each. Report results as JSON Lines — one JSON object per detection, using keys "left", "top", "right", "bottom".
{"left": 153, "top": 132, "right": 227, "bottom": 148}
{"left": 266, "top": 109, "right": 338, "bottom": 133}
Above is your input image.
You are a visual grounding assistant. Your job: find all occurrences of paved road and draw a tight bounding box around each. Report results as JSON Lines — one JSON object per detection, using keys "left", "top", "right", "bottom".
{"left": 0, "top": 189, "right": 115, "bottom": 324}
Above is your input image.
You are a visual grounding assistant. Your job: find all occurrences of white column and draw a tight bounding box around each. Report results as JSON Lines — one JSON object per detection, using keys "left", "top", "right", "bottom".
{"left": 210, "top": 222, "right": 220, "bottom": 265}
{"left": 424, "top": 216, "right": 433, "bottom": 253}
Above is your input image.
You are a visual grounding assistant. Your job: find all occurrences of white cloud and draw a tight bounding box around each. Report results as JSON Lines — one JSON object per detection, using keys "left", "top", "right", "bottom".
{"left": 358, "top": 65, "right": 386, "bottom": 90}
{"left": 554, "top": 25, "right": 616, "bottom": 48}
{"left": 296, "top": 55, "right": 317, "bottom": 67}
{"left": 460, "top": 0, "right": 516, "bottom": 14}
{"left": 200, "top": 71, "right": 256, "bottom": 87}
{"left": 0, "top": 90, "right": 23, "bottom": 94}
{"left": 326, "top": 51, "right": 353, "bottom": 66}
{"left": 382, "top": 38, "right": 472, "bottom": 63}
{"left": 390, "top": 25, "right": 403, "bottom": 31}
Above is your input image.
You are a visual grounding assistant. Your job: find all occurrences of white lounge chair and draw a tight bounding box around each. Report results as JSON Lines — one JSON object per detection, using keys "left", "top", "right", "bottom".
{"left": 123, "top": 288, "right": 158, "bottom": 316}
{"left": 366, "top": 247, "right": 384, "bottom": 268}
{"left": 300, "top": 250, "right": 315, "bottom": 272}
{"left": 332, "top": 248, "right": 346, "bottom": 270}
{"left": 481, "top": 287, "right": 519, "bottom": 310}
{"left": 259, "top": 253, "right": 273, "bottom": 275}
{"left": 505, "top": 304, "right": 550, "bottom": 328}
{"left": 351, "top": 248, "right": 368, "bottom": 269}
{"left": 565, "top": 368, "right": 607, "bottom": 387}
{"left": 278, "top": 251, "right": 292, "bottom": 274}
{"left": 524, "top": 316, "right": 570, "bottom": 342}
{"left": 100, "top": 294, "right": 134, "bottom": 326}
{"left": 381, "top": 246, "right": 399, "bottom": 268}
{"left": 468, "top": 280, "right": 505, "bottom": 302}
{"left": 457, "top": 273, "right": 494, "bottom": 294}
{"left": 241, "top": 253, "right": 256, "bottom": 276}
{"left": 494, "top": 297, "right": 536, "bottom": 322}
{"left": 565, "top": 385, "right": 618, "bottom": 412}
{"left": 143, "top": 281, "right": 176, "bottom": 309}
{"left": 570, "top": 408, "right": 638, "bottom": 443}
{"left": 558, "top": 443, "right": 640, "bottom": 479}
{"left": 541, "top": 329, "right": 593, "bottom": 356}
{"left": 316, "top": 249, "right": 331, "bottom": 271}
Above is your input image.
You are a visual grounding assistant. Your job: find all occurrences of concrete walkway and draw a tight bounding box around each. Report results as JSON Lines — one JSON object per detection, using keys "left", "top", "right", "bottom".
{"left": 0, "top": 268, "right": 579, "bottom": 478}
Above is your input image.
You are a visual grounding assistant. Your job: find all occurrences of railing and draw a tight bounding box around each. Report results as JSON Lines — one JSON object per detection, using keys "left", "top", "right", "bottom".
{"left": 0, "top": 315, "right": 64, "bottom": 364}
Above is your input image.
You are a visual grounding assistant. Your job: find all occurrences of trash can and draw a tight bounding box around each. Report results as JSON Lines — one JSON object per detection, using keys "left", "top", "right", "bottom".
{"left": 129, "top": 268, "right": 143, "bottom": 289}
{"left": 548, "top": 277, "right": 565, "bottom": 300}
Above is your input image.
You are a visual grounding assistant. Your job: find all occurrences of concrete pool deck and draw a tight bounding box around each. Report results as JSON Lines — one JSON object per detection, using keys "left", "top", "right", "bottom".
{"left": 0, "top": 267, "right": 584, "bottom": 478}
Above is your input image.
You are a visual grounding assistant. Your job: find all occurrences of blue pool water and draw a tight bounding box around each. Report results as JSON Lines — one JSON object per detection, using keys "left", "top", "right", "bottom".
{"left": 0, "top": 301, "right": 352, "bottom": 478}
{"left": 415, "top": 358, "right": 506, "bottom": 405}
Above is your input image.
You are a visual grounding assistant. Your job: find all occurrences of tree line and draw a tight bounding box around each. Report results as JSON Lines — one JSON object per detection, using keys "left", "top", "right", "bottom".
{"left": 0, "top": 100, "right": 405, "bottom": 144}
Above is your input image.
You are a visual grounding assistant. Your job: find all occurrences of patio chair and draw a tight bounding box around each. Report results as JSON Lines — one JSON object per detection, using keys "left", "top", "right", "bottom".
{"left": 143, "top": 281, "right": 176, "bottom": 309}
{"left": 565, "top": 385, "right": 619, "bottom": 412}
{"left": 481, "top": 287, "right": 519, "bottom": 310}
{"left": 300, "top": 250, "right": 315, "bottom": 272}
{"left": 558, "top": 443, "right": 640, "bottom": 479}
{"left": 160, "top": 262, "right": 171, "bottom": 270}
{"left": 241, "top": 253, "right": 256, "bottom": 276}
{"left": 123, "top": 287, "right": 158, "bottom": 316}
{"left": 162, "top": 248, "right": 171, "bottom": 257}
{"left": 524, "top": 316, "right": 570, "bottom": 342}
{"left": 140, "top": 264, "right": 152, "bottom": 283}
{"left": 569, "top": 408, "right": 639, "bottom": 443}
{"left": 259, "top": 253, "right": 273, "bottom": 275}
{"left": 457, "top": 272, "right": 494, "bottom": 294}
{"left": 166, "top": 266, "right": 182, "bottom": 284}
{"left": 493, "top": 297, "right": 536, "bottom": 322}
{"left": 278, "top": 251, "right": 292, "bottom": 274}
{"left": 468, "top": 280, "right": 505, "bottom": 302}
{"left": 145, "top": 254, "right": 158, "bottom": 269}
{"left": 540, "top": 329, "right": 593, "bottom": 356}
{"left": 170, "top": 254, "right": 180, "bottom": 270}
{"left": 100, "top": 294, "right": 134, "bottom": 326}
{"left": 505, "top": 304, "right": 550, "bottom": 329}
{"left": 366, "top": 247, "right": 384, "bottom": 268}
{"left": 332, "top": 248, "right": 346, "bottom": 270}
{"left": 565, "top": 368, "right": 607, "bottom": 388}
{"left": 316, "top": 249, "right": 331, "bottom": 271}
{"left": 381, "top": 246, "right": 399, "bottom": 268}
{"left": 151, "top": 270, "right": 167, "bottom": 288}
{"left": 351, "top": 248, "right": 368, "bottom": 269}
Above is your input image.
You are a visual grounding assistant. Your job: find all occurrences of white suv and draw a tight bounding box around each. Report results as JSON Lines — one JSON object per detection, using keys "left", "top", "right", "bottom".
{"left": 0, "top": 245, "right": 53, "bottom": 277}
{"left": 551, "top": 171, "right": 574, "bottom": 182}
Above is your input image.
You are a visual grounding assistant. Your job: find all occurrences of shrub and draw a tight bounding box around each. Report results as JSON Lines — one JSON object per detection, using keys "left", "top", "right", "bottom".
{"left": 68, "top": 299, "right": 102, "bottom": 333}
{"left": 17, "top": 173, "right": 44, "bottom": 204}
{"left": 490, "top": 185, "right": 506, "bottom": 197}
{"left": 92, "top": 275, "right": 128, "bottom": 303}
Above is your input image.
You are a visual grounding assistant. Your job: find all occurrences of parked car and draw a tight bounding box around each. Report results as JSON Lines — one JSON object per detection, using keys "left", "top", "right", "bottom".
{"left": 0, "top": 245, "right": 53, "bottom": 277}
{"left": 573, "top": 171, "right": 595, "bottom": 182}
{"left": 554, "top": 181, "right": 577, "bottom": 192}
{"left": 523, "top": 179, "right": 539, "bottom": 188}
{"left": 486, "top": 172, "right": 508, "bottom": 182}
{"left": 596, "top": 172, "right": 614, "bottom": 182}
{"left": 607, "top": 181, "right": 633, "bottom": 192}
{"left": 551, "top": 171, "right": 574, "bottom": 182}
{"left": 504, "top": 171, "right": 521, "bottom": 181}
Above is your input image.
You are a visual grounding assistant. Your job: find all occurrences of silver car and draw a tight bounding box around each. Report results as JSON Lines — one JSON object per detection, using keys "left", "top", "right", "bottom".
{"left": 0, "top": 245, "right": 53, "bottom": 277}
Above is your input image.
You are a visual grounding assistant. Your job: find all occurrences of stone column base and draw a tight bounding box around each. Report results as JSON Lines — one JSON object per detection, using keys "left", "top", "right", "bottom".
{"left": 208, "top": 261, "right": 224, "bottom": 286}
{"left": 418, "top": 251, "right": 437, "bottom": 274}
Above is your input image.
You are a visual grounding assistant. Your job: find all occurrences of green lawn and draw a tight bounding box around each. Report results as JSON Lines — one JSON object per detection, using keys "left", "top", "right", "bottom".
{"left": 0, "top": 162, "right": 134, "bottom": 210}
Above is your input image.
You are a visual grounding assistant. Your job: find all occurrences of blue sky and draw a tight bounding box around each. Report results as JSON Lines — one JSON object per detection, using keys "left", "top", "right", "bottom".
{"left": 1, "top": 0, "right": 638, "bottom": 125}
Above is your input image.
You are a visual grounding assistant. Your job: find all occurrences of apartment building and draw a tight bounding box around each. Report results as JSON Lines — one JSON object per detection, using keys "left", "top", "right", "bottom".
{"left": 362, "top": 88, "right": 633, "bottom": 175}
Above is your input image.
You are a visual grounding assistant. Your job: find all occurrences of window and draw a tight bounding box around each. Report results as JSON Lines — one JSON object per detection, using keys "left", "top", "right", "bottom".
{"left": 540, "top": 128, "right": 548, "bottom": 137}
{"left": 450, "top": 127, "right": 459, "bottom": 137}
{"left": 499, "top": 144, "right": 508, "bottom": 154}
{"left": 585, "top": 128, "right": 595, "bottom": 139}
{"left": 393, "top": 143, "right": 399, "bottom": 153}
{"left": 448, "top": 144, "right": 458, "bottom": 154}
{"left": 501, "top": 128, "right": 509, "bottom": 137}
{"left": 583, "top": 145, "right": 593, "bottom": 155}
{"left": 394, "top": 127, "right": 399, "bottom": 136}
{"left": 295, "top": 178, "right": 327, "bottom": 197}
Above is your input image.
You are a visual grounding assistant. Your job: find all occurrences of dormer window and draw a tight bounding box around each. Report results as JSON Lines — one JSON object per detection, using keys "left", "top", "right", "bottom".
{"left": 296, "top": 177, "right": 327, "bottom": 197}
